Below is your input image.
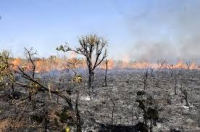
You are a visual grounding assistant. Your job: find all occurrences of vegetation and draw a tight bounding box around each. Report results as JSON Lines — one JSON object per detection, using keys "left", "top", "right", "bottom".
{"left": 136, "top": 90, "right": 159, "bottom": 132}
{"left": 0, "top": 36, "right": 200, "bottom": 131}
{"left": 0, "top": 50, "right": 14, "bottom": 89}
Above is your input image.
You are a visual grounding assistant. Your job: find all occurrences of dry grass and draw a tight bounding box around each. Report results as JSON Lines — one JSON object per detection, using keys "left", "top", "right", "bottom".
{"left": 0, "top": 118, "right": 10, "bottom": 132}
{"left": 0, "top": 118, "right": 25, "bottom": 132}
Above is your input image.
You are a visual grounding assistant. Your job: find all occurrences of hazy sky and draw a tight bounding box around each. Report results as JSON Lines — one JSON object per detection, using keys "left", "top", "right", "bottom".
{"left": 0, "top": 0, "right": 200, "bottom": 62}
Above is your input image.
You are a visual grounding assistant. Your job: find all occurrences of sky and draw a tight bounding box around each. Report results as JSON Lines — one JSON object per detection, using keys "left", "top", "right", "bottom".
{"left": 0, "top": 0, "right": 200, "bottom": 62}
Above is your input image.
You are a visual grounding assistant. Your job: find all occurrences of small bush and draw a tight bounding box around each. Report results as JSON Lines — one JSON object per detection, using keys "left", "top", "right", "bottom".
{"left": 31, "top": 114, "right": 43, "bottom": 124}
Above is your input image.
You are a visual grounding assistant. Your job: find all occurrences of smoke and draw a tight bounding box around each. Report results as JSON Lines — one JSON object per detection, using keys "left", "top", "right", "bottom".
{"left": 118, "top": 0, "right": 200, "bottom": 62}
{"left": 131, "top": 41, "right": 178, "bottom": 62}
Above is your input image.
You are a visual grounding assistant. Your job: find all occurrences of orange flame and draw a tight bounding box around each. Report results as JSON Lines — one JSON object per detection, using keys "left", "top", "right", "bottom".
{"left": 11, "top": 58, "right": 21, "bottom": 70}
{"left": 10, "top": 56, "right": 200, "bottom": 73}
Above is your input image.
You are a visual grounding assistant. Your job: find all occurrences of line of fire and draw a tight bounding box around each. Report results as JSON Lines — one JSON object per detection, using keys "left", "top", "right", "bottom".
{"left": 11, "top": 56, "right": 200, "bottom": 73}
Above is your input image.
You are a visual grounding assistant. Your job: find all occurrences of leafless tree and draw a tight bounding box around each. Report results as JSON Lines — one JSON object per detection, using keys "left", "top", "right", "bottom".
{"left": 168, "top": 64, "right": 174, "bottom": 77}
{"left": 174, "top": 74, "right": 178, "bottom": 95}
{"left": 149, "top": 68, "right": 154, "bottom": 77}
{"left": 180, "top": 82, "right": 190, "bottom": 107}
{"left": 23, "top": 48, "right": 37, "bottom": 101}
{"left": 186, "top": 61, "right": 191, "bottom": 70}
{"left": 57, "top": 34, "right": 108, "bottom": 94}
{"left": 168, "top": 65, "right": 179, "bottom": 95}
{"left": 13, "top": 48, "right": 73, "bottom": 109}
{"left": 157, "top": 59, "right": 167, "bottom": 69}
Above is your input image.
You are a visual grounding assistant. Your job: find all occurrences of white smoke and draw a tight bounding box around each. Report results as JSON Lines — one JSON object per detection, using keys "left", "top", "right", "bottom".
{"left": 115, "top": 0, "right": 200, "bottom": 62}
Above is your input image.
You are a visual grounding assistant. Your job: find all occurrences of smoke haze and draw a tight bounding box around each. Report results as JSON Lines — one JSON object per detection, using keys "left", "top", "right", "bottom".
{"left": 117, "top": 0, "right": 200, "bottom": 62}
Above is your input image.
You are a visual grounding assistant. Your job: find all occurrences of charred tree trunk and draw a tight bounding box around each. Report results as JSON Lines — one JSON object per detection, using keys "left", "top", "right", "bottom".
{"left": 150, "top": 119, "right": 153, "bottom": 132}
{"left": 75, "top": 92, "right": 82, "bottom": 132}
{"left": 11, "top": 83, "right": 14, "bottom": 93}
{"left": 180, "top": 84, "right": 189, "bottom": 107}
{"left": 185, "top": 94, "right": 189, "bottom": 107}
{"left": 44, "top": 111, "right": 49, "bottom": 132}
{"left": 88, "top": 69, "right": 94, "bottom": 91}
{"left": 174, "top": 76, "right": 177, "bottom": 95}
{"left": 143, "top": 70, "right": 148, "bottom": 90}
{"left": 29, "top": 90, "right": 32, "bottom": 101}
{"left": 104, "top": 60, "right": 108, "bottom": 87}
{"left": 143, "top": 110, "right": 147, "bottom": 125}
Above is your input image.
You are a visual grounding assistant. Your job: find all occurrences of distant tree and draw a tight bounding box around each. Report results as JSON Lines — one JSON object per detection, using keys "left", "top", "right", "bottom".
{"left": 66, "top": 58, "right": 82, "bottom": 76}
{"left": 56, "top": 34, "right": 108, "bottom": 93}
{"left": 168, "top": 65, "right": 179, "bottom": 95}
{"left": 185, "top": 61, "right": 191, "bottom": 70}
{"left": 157, "top": 59, "right": 167, "bottom": 69}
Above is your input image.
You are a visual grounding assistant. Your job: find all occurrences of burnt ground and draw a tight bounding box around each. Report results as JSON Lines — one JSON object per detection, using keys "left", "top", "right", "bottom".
{"left": 0, "top": 68, "right": 200, "bottom": 132}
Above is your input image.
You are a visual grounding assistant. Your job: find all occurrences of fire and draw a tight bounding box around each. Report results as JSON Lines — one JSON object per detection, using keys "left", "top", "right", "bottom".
{"left": 121, "top": 54, "right": 130, "bottom": 68}
{"left": 10, "top": 56, "right": 200, "bottom": 73}
{"left": 131, "top": 61, "right": 151, "bottom": 69}
{"left": 189, "top": 62, "right": 198, "bottom": 69}
{"left": 11, "top": 58, "right": 21, "bottom": 70}
{"left": 172, "top": 61, "right": 198, "bottom": 69}
{"left": 35, "top": 59, "right": 49, "bottom": 73}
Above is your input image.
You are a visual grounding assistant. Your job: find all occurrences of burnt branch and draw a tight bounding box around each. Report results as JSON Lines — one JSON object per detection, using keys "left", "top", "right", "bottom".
{"left": 24, "top": 48, "right": 37, "bottom": 79}
{"left": 15, "top": 66, "right": 73, "bottom": 108}
{"left": 12, "top": 48, "right": 73, "bottom": 109}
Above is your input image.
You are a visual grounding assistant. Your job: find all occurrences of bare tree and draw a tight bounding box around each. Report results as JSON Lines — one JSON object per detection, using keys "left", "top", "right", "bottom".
{"left": 157, "top": 59, "right": 167, "bottom": 69}
{"left": 23, "top": 48, "right": 37, "bottom": 101}
{"left": 168, "top": 65, "right": 179, "bottom": 95}
{"left": 168, "top": 64, "right": 173, "bottom": 77}
{"left": 180, "top": 79, "right": 190, "bottom": 107}
{"left": 174, "top": 73, "right": 178, "bottom": 95}
{"left": 56, "top": 34, "right": 108, "bottom": 93}
{"left": 13, "top": 48, "right": 73, "bottom": 109}
{"left": 186, "top": 61, "right": 191, "bottom": 70}
{"left": 149, "top": 68, "right": 154, "bottom": 77}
